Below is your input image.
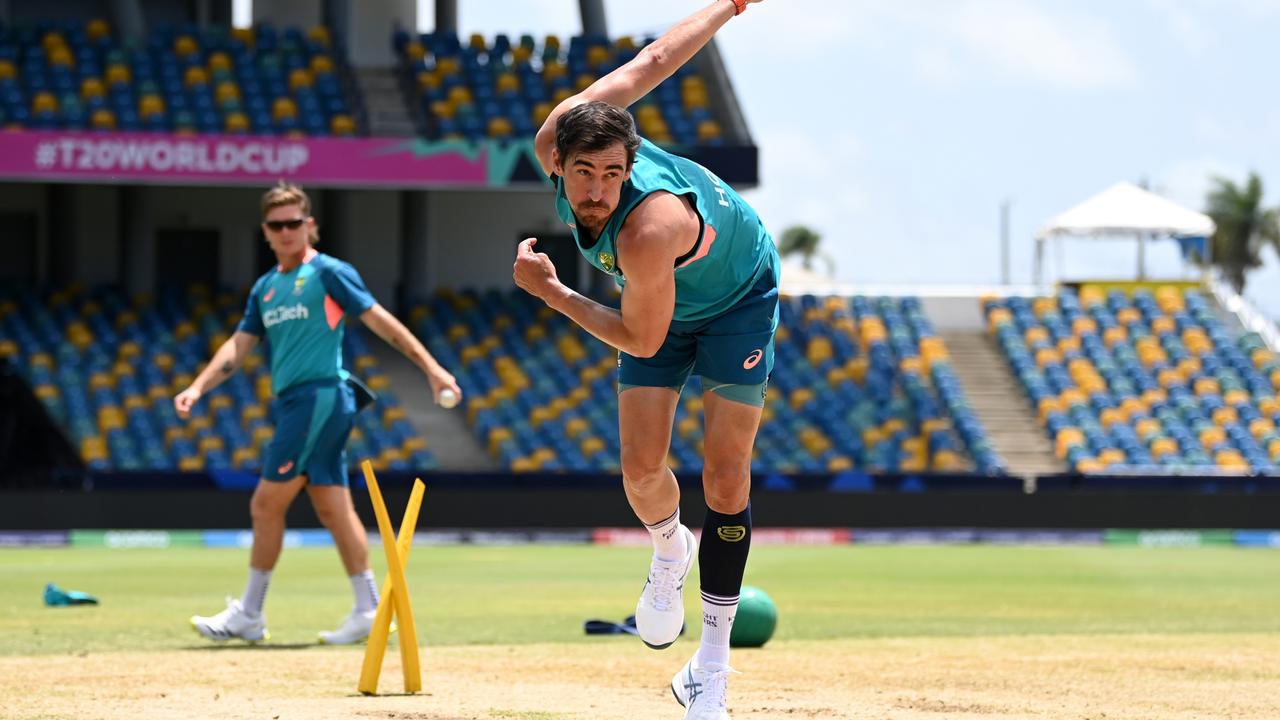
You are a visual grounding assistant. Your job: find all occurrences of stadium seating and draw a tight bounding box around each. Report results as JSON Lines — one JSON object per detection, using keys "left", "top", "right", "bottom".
{"left": 985, "top": 286, "right": 1280, "bottom": 475}
{"left": 0, "top": 285, "right": 431, "bottom": 474}
{"left": 392, "top": 30, "right": 726, "bottom": 146}
{"left": 0, "top": 19, "right": 358, "bottom": 136}
{"left": 410, "top": 289, "right": 998, "bottom": 474}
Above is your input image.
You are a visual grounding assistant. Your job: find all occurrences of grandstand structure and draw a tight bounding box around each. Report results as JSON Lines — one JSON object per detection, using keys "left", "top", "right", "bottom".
{"left": 1, "top": 0, "right": 1278, "bottom": 497}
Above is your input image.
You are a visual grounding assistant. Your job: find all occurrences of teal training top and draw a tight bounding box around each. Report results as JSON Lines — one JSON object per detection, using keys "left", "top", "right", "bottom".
{"left": 237, "top": 252, "right": 377, "bottom": 396}
{"left": 552, "top": 138, "right": 776, "bottom": 322}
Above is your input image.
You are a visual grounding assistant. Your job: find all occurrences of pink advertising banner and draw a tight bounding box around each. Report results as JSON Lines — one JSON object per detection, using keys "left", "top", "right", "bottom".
{"left": 0, "top": 130, "right": 544, "bottom": 188}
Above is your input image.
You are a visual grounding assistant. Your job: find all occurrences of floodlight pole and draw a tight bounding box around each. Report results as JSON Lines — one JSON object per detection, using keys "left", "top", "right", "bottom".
{"left": 1000, "top": 199, "right": 1011, "bottom": 285}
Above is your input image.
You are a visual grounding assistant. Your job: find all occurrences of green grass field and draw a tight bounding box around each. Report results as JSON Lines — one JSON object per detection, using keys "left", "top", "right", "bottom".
{"left": 5, "top": 544, "right": 1280, "bottom": 656}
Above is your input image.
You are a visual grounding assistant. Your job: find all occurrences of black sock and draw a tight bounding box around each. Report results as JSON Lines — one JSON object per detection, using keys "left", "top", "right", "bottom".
{"left": 699, "top": 503, "right": 752, "bottom": 599}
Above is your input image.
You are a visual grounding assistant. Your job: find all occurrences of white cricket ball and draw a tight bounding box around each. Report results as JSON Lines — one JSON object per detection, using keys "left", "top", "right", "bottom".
{"left": 438, "top": 388, "right": 459, "bottom": 409}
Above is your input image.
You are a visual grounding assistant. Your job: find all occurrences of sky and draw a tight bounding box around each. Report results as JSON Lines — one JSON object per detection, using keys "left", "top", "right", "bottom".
{"left": 419, "top": 1, "right": 1280, "bottom": 318}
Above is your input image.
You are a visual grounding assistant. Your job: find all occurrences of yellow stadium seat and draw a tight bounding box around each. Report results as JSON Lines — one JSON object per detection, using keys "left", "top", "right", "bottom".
{"left": 513, "top": 45, "right": 533, "bottom": 64}
{"left": 575, "top": 73, "right": 595, "bottom": 92}
{"left": 310, "top": 54, "right": 334, "bottom": 75}
{"left": 139, "top": 94, "right": 164, "bottom": 118}
{"left": 289, "top": 68, "right": 313, "bottom": 92}
{"left": 1097, "top": 448, "right": 1126, "bottom": 466}
{"left": 1199, "top": 426, "right": 1226, "bottom": 449}
{"left": 232, "top": 27, "right": 255, "bottom": 46}
{"left": 272, "top": 97, "right": 297, "bottom": 121}
{"left": 1026, "top": 326, "right": 1051, "bottom": 346}
{"left": 985, "top": 307, "right": 1012, "bottom": 333}
{"left": 308, "top": 26, "right": 332, "bottom": 48}
{"left": 932, "top": 449, "right": 965, "bottom": 471}
{"left": 1224, "top": 389, "right": 1251, "bottom": 407}
{"left": 184, "top": 66, "right": 208, "bottom": 87}
{"left": 0, "top": 60, "right": 16, "bottom": 81}
{"left": 81, "top": 436, "right": 108, "bottom": 461}
{"left": 32, "top": 92, "right": 58, "bottom": 114}
{"left": 215, "top": 81, "right": 240, "bottom": 105}
{"left": 98, "top": 406, "right": 125, "bottom": 432}
{"left": 1150, "top": 316, "right": 1175, "bottom": 336}
{"left": 206, "top": 52, "right": 232, "bottom": 74}
{"left": 436, "top": 56, "right": 461, "bottom": 76}
{"left": 1149, "top": 437, "right": 1178, "bottom": 459}
{"left": 488, "top": 116, "right": 514, "bottom": 138}
{"left": 496, "top": 73, "right": 520, "bottom": 94}
{"left": 1212, "top": 406, "right": 1238, "bottom": 426}
{"left": 1269, "top": 438, "right": 1280, "bottom": 461}
{"left": 49, "top": 46, "right": 74, "bottom": 68}
{"left": 330, "top": 115, "right": 356, "bottom": 136}
{"left": 1193, "top": 377, "right": 1220, "bottom": 396}
{"left": 1070, "top": 317, "right": 1097, "bottom": 336}
{"left": 87, "top": 19, "right": 111, "bottom": 42}
{"left": 1055, "top": 428, "right": 1084, "bottom": 459}
{"left": 447, "top": 85, "right": 472, "bottom": 107}
{"left": 697, "top": 120, "right": 723, "bottom": 142}
{"left": 224, "top": 112, "right": 250, "bottom": 133}
{"left": 1034, "top": 347, "right": 1061, "bottom": 368}
{"left": 174, "top": 35, "right": 199, "bottom": 57}
{"left": 1249, "top": 418, "right": 1275, "bottom": 440}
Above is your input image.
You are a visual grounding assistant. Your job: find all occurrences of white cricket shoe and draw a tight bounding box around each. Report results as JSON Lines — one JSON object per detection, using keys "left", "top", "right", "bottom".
{"left": 190, "top": 597, "right": 268, "bottom": 642}
{"left": 635, "top": 524, "right": 697, "bottom": 649}
{"left": 318, "top": 609, "right": 377, "bottom": 645}
{"left": 671, "top": 655, "right": 736, "bottom": 720}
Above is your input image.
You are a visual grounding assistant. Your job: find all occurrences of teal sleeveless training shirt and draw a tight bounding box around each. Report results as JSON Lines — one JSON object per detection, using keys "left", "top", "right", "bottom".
{"left": 553, "top": 138, "right": 776, "bottom": 322}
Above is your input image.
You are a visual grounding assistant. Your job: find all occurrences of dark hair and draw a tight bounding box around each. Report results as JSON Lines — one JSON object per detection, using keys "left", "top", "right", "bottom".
{"left": 555, "top": 100, "right": 641, "bottom": 169}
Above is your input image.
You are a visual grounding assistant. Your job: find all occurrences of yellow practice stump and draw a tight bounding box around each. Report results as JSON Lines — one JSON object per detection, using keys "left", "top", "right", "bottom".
{"left": 358, "top": 460, "right": 425, "bottom": 695}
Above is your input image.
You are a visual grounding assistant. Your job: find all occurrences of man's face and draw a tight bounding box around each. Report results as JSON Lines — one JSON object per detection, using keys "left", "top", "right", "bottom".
{"left": 554, "top": 142, "right": 631, "bottom": 226}
{"left": 262, "top": 203, "right": 312, "bottom": 255}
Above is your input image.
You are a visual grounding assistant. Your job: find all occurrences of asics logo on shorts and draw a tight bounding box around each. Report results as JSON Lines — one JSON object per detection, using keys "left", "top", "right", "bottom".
{"left": 277, "top": 460, "right": 294, "bottom": 475}
{"left": 742, "top": 348, "right": 763, "bottom": 369}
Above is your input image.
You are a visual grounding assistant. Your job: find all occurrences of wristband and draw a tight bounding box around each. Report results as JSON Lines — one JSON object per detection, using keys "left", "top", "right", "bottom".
{"left": 729, "top": 0, "right": 747, "bottom": 15}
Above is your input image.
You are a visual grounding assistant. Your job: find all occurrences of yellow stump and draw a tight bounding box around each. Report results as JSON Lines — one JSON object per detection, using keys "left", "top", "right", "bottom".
{"left": 358, "top": 461, "right": 424, "bottom": 695}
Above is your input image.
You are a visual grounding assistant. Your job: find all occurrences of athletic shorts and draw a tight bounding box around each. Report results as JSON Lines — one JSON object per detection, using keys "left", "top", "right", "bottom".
{"left": 619, "top": 263, "right": 779, "bottom": 392}
{"left": 263, "top": 379, "right": 356, "bottom": 486}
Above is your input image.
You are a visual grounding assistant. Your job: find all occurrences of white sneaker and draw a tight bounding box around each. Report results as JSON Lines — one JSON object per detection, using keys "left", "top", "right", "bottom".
{"left": 190, "top": 597, "right": 268, "bottom": 642}
{"left": 671, "top": 655, "right": 736, "bottom": 719}
{"left": 318, "top": 609, "right": 377, "bottom": 645}
{"left": 635, "top": 524, "right": 697, "bottom": 649}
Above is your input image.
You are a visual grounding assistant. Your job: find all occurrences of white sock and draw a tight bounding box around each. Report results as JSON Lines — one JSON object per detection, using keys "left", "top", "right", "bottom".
{"left": 644, "top": 507, "right": 687, "bottom": 562}
{"left": 241, "top": 567, "right": 272, "bottom": 617}
{"left": 351, "top": 569, "right": 379, "bottom": 613}
{"left": 696, "top": 591, "right": 738, "bottom": 668}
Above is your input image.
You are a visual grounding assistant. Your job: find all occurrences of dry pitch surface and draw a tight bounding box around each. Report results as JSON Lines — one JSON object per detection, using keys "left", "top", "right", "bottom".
{"left": 5, "top": 633, "right": 1280, "bottom": 719}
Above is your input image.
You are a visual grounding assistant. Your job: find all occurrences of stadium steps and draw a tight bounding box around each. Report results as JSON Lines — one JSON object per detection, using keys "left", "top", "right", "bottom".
{"left": 354, "top": 68, "right": 418, "bottom": 137}
{"left": 366, "top": 342, "right": 498, "bottom": 471}
{"left": 938, "top": 331, "right": 1064, "bottom": 476}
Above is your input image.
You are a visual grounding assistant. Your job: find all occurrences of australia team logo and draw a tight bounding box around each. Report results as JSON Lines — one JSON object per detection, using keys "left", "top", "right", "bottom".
{"left": 292, "top": 277, "right": 307, "bottom": 296}
{"left": 598, "top": 251, "right": 615, "bottom": 273}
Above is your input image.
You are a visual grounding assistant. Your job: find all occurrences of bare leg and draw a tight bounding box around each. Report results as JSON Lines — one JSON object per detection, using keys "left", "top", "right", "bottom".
{"left": 700, "top": 391, "right": 761, "bottom": 512}
{"left": 618, "top": 386, "right": 682, "bottom": 524}
{"left": 248, "top": 475, "right": 307, "bottom": 570}
{"left": 307, "top": 484, "right": 370, "bottom": 576}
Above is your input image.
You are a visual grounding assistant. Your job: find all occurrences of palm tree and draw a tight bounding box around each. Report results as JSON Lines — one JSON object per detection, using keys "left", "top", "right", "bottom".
{"left": 777, "top": 225, "right": 834, "bottom": 276}
{"left": 1204, "top": 173, "right": 1280, "bottom": 293}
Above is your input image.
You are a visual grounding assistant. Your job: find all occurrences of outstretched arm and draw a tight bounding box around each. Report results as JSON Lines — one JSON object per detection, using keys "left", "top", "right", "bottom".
{"left": 359, "top": 304, "right": 461, "bottom": 404}
{"left": 174, "top": 331, "right": 260, "bottom": 418}
{"left": 534, "top": 0, "right": 759, "bottom": 174}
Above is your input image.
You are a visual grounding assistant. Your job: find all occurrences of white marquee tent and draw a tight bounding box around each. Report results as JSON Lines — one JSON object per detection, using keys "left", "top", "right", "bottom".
{"left": 1034, "top": 182, "right": 1216, "bottom": 286}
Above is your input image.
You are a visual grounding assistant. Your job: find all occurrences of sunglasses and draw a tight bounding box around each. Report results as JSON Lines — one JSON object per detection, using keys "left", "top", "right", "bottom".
{"left": 264, "top": 217, "right": 307, "bottom": 232}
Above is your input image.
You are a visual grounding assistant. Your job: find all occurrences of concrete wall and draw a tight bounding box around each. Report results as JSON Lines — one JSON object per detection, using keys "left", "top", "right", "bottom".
{"left": 341, "top": 0, "right": 416, "bottom": 67}
{"left": 423, "top": 189, "right": 564, "bottom": 292}
{"left": 7, "top": 182, "right": 577, "bottom": 303}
